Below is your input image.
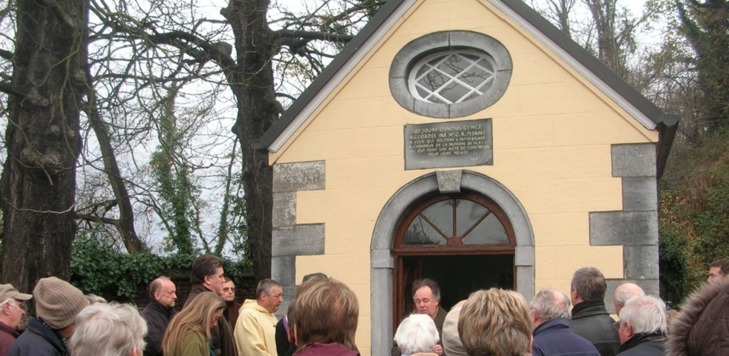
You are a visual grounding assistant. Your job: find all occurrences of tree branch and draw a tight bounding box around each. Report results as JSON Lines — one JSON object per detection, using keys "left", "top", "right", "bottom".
{"left": 273, "top": 29, "right": 355, "bottom": 45}
{"left": 147, "top": 31, "right": 237, "bottom": 69}
{"left": 76, "top": 213, "right": 118, "bottom": 226}
{"left": 0, "top": 48, "right": 13, "bottom": 60}
{"left": 0, "top": 82, "right": 27, "bottom": 98}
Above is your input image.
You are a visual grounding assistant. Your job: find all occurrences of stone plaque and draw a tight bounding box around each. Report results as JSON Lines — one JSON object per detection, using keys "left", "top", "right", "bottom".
{"left": 404, "top": 119, "right": 492, "bottom": 170}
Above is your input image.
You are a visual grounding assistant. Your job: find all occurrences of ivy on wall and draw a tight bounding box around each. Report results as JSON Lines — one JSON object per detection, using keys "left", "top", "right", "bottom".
{"left": 70, "top": 237, "right": 252, "bottom": 301}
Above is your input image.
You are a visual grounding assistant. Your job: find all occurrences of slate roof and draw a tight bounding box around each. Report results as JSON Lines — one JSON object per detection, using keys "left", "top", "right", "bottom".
{"left": 255, "top": 0, "right": 679, "bottom": 177}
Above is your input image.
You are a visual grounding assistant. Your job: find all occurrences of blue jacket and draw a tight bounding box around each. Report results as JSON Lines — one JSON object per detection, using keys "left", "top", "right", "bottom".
{"left": 533, "top": 318, "right": 600, "bottom": 356}
{"left": 7, "top": 318, "right": 68, "bottom": 356}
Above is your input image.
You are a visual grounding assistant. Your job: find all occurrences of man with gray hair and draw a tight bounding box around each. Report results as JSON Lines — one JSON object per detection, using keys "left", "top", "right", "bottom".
{"left": 570, "top": 266, "right": 621, "bottom": 356}
{"left": 234, "top": 279, "right": 283, "bottom": 355}
{"left": 613, "top": 283, "right": 645, "bottom": 317}
{"left": 70, "top": 303, "right": 147, "bottom": 356}
{"left": 530, "top": 289, "right": 599, "bottom": 356}
{"left": 615, "top": 295, "right": 666, "bottom": 355}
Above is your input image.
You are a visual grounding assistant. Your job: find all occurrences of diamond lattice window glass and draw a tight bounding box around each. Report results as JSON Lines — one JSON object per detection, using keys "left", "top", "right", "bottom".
{"left": 409, "top": 50, "right": 497, "bottom": 104}
{"left": 390, "top": 31, "right": 512, "bottom": 118}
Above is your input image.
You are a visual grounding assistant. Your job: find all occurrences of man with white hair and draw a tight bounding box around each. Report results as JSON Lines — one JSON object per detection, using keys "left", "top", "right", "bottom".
{"left": 0, "top": 284, "right": 32, "bottom": 354}
{"left": 530, "top": 289, "right": 599, "bottom": 356}
{"left": 615, "top": 295, "right": 666, "bottom": 355}
{"left": 70, "top": 303, "right": 147, "bottom": 356}
{"left": 612, "top": 283, "right": 645, "bottom": 316}
{"left": 394, "top": 313, "right": 440, "bottom": 356}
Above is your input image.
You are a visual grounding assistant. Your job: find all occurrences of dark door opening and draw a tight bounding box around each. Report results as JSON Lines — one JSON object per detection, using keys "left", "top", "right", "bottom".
{"left": 391, "top": 191, "right": 517, "bottom": 329}
{"left": 394, "top": 253, "right": 514, "bottom": 327}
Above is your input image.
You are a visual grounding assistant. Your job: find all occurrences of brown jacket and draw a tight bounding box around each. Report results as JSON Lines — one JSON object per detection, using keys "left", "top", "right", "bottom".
{"left": 667, "top": 278, "right": 729, "bottom": 355}
{"left": 185, "top": 284, "right": 239, "bottom": 356}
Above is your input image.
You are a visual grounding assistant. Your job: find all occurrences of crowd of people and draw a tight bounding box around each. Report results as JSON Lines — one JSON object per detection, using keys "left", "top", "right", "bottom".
{"left": 1, "top": 255, "right": 728, "bottom": 355}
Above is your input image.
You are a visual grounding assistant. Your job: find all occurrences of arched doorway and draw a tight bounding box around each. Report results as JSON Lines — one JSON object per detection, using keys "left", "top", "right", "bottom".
{"left": 392, "top": 191, "right": 516, "bottom": 328}
{"left": 370, "top": 170, "right": 534, "bottom": 355}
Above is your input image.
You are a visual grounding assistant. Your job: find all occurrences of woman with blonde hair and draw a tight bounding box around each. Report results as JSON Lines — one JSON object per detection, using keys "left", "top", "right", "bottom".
{"left": 163, "top": 291, "right": 226, "bottom": 356}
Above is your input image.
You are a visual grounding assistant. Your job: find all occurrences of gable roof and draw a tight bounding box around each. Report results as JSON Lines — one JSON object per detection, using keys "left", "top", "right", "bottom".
{"left": 255, "top": 0, "right": 679, "bottom": 176}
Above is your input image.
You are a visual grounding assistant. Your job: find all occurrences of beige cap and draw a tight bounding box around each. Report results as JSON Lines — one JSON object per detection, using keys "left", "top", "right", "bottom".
{"left": 442, "top": 305, "right": 467, "bottom": 356}
{"left": 0, "top": 283, "right": 33, "bottom": 303}
{"left": 33, "top": 277, "right": 89, "bottom": 329}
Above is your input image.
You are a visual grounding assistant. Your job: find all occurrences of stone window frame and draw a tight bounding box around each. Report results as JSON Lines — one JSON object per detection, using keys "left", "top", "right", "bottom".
{"left": 389, "top": 31, "right": 513, "bottom": 118}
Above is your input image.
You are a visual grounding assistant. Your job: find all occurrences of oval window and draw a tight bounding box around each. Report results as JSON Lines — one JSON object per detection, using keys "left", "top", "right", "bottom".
{"left": 390, "top": 31, "right": 512, "bottom": 118}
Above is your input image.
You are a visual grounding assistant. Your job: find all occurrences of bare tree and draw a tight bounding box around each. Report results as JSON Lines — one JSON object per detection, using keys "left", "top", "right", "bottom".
{"left": 84, "top": 0, "right": 383, "bottom": 279}
{"left": 530, "top": 0, "right": 578, "bottom": 36}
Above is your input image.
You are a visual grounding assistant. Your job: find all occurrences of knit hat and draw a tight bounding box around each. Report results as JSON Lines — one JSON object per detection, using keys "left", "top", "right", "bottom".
{"left": 442, "top": 305, "right": 467, "bottom": 356}
{"left": 0, "top": 284, "right": 32, "bottom": 303}
{"left": 33, "top": 277, "right": 89, "bottom": 329}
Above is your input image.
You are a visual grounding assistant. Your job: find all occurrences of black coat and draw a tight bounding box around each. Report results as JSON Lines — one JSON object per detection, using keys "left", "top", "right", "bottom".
{"left": 275, "top": 316, "right": 295, "bottom": 356}
{"left": 570, "top": 301, "right": 621, "bottom": 356}
{"left": 7, "top": 318, "right": 67, "bottom": 356}
{"left": 141, "top": 300, "right": 177, "bottom": 356}
{"left": 616, "top": 333, "right": 665, "bottom": 356}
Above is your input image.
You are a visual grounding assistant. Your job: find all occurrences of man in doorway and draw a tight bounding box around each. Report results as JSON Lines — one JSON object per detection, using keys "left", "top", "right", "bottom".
{"left": 141, "top": 276, "right": 177, "bottom": 356}
{"left": 570, "top": 266, "right": 621, "bottom": 356}
{"left": 0, "top": 284, "right": 32, "bottom": 354}
{"left": 707, "top": 259, "right": 729, "bottom": 284}
{"left": 409, "top": 278, "right": 447, "bottom": 355}
{"left": 413, "top": 279, "right": 447, "bottom": 334}
{"left": 234, "top": 279, "right": 283, "bottom": 355}
{"left": 186, "top": 254, "right": 237, "bottom": 356}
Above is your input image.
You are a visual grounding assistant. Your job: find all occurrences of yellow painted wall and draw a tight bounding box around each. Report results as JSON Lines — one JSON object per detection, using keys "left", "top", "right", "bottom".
{"left": 269, "top": 0, "right": 658, "bottom": 353}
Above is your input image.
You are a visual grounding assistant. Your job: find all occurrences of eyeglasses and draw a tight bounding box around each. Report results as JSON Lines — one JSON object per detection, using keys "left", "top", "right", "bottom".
{"left": 613, "top": 321, "right": 626, "bottom": 331}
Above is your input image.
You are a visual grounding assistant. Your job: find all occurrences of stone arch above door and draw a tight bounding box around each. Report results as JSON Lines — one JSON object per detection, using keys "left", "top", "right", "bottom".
{"left": 370, "top": 170, "right": 534, "bottom": 355}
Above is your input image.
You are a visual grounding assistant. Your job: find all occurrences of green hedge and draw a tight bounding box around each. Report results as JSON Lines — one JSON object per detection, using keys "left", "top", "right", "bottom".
{"left": 70, "top": 236, "right": 252, "bottom": 301}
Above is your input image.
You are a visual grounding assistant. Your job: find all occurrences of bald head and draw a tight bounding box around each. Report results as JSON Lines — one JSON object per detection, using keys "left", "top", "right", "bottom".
{"left": 613, "top": 283, "right": 644, "bottom": 315}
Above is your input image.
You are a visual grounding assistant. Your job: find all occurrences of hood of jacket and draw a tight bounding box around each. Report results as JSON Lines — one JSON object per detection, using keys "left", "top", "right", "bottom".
{"left": 667, "top": 278, "right": 729, "bottom": 356}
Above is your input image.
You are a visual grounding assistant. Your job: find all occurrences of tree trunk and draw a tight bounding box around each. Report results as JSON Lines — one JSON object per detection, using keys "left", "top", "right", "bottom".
{"left": 0, "top": 0, "right": 89, "bottom": 292}
{"left": 225, "top": 0, "right": 277, "bottom": 280}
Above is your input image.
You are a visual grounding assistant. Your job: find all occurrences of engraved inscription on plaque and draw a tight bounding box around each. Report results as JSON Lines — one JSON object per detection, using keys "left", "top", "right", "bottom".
{"left": 404, "top": 119, "right": 493, "bottom": 170}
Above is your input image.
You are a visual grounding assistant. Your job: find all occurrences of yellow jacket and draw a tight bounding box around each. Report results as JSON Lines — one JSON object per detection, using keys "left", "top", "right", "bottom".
{"left": 233, "top": 299, "right": 278, "bottom": 356}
